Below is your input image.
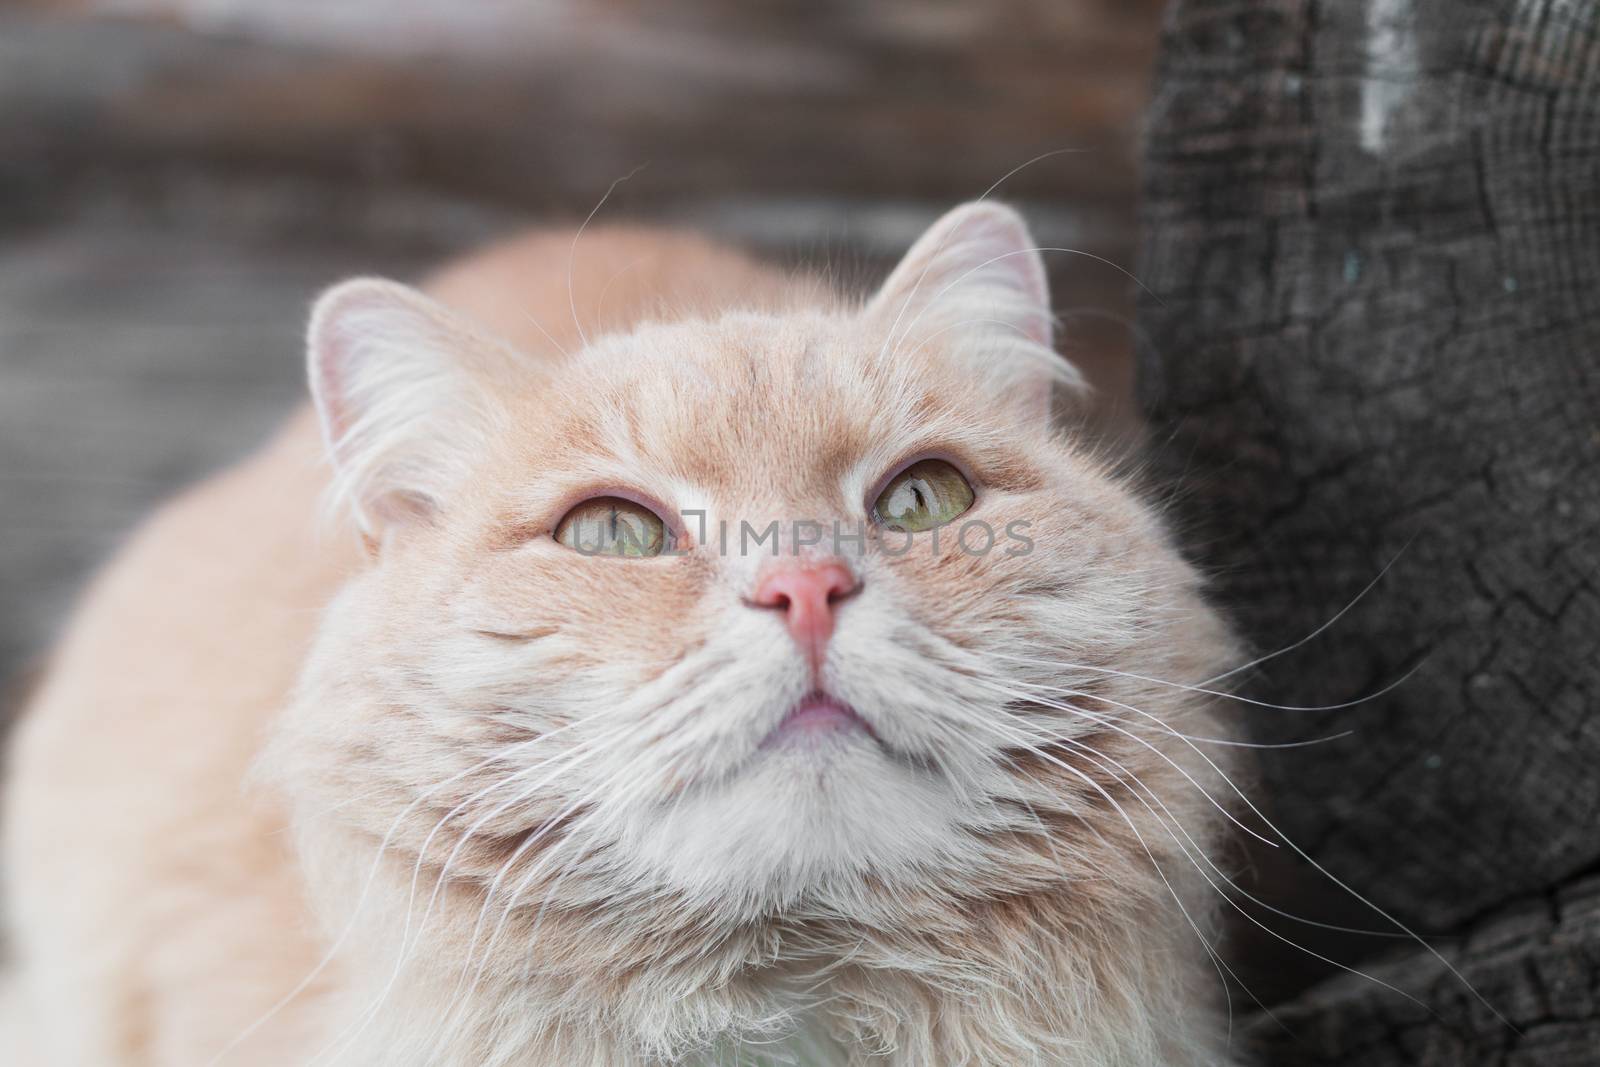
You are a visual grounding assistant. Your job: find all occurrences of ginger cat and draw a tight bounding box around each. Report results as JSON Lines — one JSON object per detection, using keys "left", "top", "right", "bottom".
{"left": 3, "top": 204, "right": 1239, "bottom": 1065}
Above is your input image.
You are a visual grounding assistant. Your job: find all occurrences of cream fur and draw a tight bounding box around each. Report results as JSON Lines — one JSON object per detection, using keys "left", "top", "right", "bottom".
{"left": 3, "top": 206, "right": 1242, "bottom": 1065}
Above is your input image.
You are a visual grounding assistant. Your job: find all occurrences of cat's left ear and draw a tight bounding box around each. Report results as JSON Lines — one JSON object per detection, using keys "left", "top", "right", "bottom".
{"left": 865, "top": 201, "right": 1079, "bottom": 421}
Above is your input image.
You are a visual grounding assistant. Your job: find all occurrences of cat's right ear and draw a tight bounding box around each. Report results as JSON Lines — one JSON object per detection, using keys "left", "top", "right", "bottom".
{"left": 307, "top": 278, "right": 507, "bottom": 541}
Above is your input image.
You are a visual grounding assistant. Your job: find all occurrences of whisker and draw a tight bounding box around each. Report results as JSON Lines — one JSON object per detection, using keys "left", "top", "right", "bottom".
{"left": 567, "top": 163, "right": 647, "bottom": 350}
{"left": 992, "top": 709, "right": 1422, "bottom": 1021}
{"left": 886, "top": 245, "right": 1162, "bottom": 370}
{"left": 1004, "top": 674, "right": 1356, "bottom": 748}
{"left": 874, "top": 148, "right": 1094, "bottom": 370}
{"left": 969, "top": 676, "right": 1276, "bottom": 848}
{"left": 992, "top": 704, "right": 1404, "bottom": 940}
{"left": 1201, "top": 538, "right": 1415, "bottom": 687}
{"left": 591, "top": 254, "right": 652, "bottom": 336}
{"left": 518, "top": 309, "right": 573, "bottom": 361}
{"left": 426, "top": 748, "right": 663, "bottom": 1061}
{"left": 980, "top": 676, "right": 1510, "bottom": 1027}
{"left": 307, "top": 724, "right": 633, "bottom": 1066}
{"left": 989, "top": 649, "right": 1425, "bottom": 714}
{"left": 960, "top": 714, "right": 1257, "bottom": 1052}
{"left": 206, "top": 719, "right": 600, "bottom": 1065}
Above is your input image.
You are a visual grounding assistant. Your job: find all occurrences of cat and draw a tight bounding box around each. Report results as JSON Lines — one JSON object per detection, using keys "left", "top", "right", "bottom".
{"left": 2, "top": 202, "right": 1242, "bottom": 1065}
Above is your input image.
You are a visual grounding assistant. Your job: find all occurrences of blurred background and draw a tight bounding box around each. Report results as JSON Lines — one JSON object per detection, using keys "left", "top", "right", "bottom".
{"left": 0, "top": 0, "right": 1163, "bottom": 703}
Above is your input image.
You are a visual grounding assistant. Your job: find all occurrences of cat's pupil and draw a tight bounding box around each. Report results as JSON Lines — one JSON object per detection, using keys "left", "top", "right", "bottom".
{"left": 912, "top": 484, "right": 927, "bottom": 510}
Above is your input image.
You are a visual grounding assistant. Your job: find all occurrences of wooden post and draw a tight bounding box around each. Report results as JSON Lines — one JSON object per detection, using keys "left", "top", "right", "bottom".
{"left": 1140, "top": 1, "right": 1600, "bottom": 1061}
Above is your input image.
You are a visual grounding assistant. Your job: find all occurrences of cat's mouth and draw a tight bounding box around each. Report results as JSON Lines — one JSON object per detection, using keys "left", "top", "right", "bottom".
{"left": 760, "top": 692, "right": 879, "bottom": 749}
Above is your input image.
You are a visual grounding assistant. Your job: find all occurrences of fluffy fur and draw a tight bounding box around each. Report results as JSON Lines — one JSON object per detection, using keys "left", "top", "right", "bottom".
{"left": 3, "top": 205, "right": 1241, "bottom": 1065}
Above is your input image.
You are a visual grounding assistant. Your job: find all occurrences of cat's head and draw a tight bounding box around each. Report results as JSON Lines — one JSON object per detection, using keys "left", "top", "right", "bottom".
{"left": 280, "top": 202, "right": 1232, "bottom": 922}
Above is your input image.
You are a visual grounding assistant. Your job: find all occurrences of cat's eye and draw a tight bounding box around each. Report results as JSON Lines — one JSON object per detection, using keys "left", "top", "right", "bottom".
{"left": 553, "top": 497, "right": 667, "bottom": 557}
{"left": 873, "top": 459, "right": 975, "bottom": 532}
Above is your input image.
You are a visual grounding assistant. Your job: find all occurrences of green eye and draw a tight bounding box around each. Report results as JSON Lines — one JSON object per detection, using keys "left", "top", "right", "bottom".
{"left": 554, "top": 497, "right": 667, "bottom": 557}
{"left": 873, "top": 459, "right": 975, "bottom": 532}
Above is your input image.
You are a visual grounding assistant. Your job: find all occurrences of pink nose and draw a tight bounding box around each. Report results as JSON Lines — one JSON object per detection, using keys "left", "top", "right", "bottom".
{"left": 750, "top": 560, "right": 860, "bottom": 664}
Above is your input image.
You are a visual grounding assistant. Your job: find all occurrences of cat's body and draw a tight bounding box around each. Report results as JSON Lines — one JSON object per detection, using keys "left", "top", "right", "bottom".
{"left": 3, "top": 208, "right": 1241, "bottom": 1065}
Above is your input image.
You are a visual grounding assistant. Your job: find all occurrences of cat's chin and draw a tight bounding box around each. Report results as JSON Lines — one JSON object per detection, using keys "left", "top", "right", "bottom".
{"left": 611, "top": 735, "right": 972, "bottom": 900}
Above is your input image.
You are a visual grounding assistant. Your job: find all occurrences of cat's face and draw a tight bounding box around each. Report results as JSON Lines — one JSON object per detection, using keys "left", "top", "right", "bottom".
{"left": 292, "top": 203, "right": 1224, "bottom": 918}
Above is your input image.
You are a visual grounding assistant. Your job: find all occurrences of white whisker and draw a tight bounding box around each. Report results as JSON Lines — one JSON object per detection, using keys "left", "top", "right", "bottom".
{"left": 961, "top": 715, "right": 1253, "bottom": 1053}
{"left": 992, "top": 708, "right": 1421, "bottom": 1019}
{"left": 1201, "top": 538, "right": 1414, "bottom": 687}
{"left": 990, "top": 649, "right": 1425, "bottom": 714}
{"left": 308, "top": 721, "right": 635, "bottom": 1066}
{"left": 968, "top": 675, "right": 1276, "bottom": 848}
{"left": 567, "top": 164, "right": 647, "bottom": 349}
{"left": 979, "top": 675, "right": 1509, "bottom": 1027}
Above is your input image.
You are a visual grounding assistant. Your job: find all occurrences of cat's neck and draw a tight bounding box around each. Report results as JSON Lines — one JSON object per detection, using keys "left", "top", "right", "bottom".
{"left": 324, "top": 851, "right": 1222, "bottom": 1066}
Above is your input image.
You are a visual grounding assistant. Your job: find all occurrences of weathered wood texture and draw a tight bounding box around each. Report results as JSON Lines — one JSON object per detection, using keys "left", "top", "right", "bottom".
{"left": 1, "top": 3, "right": 1159, "bottom": 242}
{"left": 1139, "top": 0, "right": 1600, "bottom": 1061}
{"left": 0, "top": 220, "right": 444, "bottom": 701}
{"left": 1266, "top": 871, "right": 1600, "bottom": 1066}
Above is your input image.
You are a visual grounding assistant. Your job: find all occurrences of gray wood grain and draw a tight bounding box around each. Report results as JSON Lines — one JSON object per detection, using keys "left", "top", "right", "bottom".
{"left": 1139, "top": 0, "right": 1600, "bottom": 1060}
{"left": 0, "top": 4, "right": 1158, "bottom": 237}
{"left": 0, "top": 221, "right": 444, "bottom": 691}
{"left": 1258, "top": 871, "right": 1600, "bottom": 1066}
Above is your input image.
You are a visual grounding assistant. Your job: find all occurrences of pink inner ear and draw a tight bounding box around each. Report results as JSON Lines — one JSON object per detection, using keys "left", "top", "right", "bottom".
{"left": 307, "top": 283, "right": 382, "bottom": 453}
{"left": 307, "top": 278, "right": 438, "bottom": 457}
{"left": 310, "top": 317, "right": 351, "bottom": 448}
{"left": 871, "top": 202, "right": 1054, "bottom": 351}
{"left": 943, "top": 206, "right": 1052, "bottom": 348}
{"left": 1009, "top": 254, "right": 1051, "bottom": 348}
{"left": 303, "top": 278, "right": 457, "bottom": 533}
